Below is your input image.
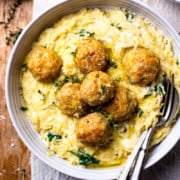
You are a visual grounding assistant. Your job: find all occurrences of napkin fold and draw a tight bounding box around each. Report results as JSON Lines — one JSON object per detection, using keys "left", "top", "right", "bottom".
{"left": 32, "top": 0, "right": 180, "bottom": 179}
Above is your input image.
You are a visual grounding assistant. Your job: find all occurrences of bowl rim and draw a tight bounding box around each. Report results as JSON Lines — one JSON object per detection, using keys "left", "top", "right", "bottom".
{"left": 5, "top": 0, "right": 180, "bottom": 179}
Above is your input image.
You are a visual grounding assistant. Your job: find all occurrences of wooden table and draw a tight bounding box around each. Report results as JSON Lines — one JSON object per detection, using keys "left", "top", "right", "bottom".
{"left": 0, "top": 0, "right": 32, "bottom": 179}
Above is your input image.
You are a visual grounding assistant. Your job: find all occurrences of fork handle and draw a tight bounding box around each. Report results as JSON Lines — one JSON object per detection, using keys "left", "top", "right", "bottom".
{"left": 117, "top": 130, "right": 148, "bottom": 180}
{"left": 129, "top": 127, "right": 154, "bottom": 180}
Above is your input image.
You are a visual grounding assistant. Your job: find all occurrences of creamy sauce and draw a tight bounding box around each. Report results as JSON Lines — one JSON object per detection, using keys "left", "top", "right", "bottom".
{"left": 20, "top": 8, "right": 180, "bottom": 168}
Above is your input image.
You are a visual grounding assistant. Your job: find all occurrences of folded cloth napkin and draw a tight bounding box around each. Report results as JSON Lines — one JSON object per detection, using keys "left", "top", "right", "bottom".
{"left": 32, "top": 0, "right": 180, "bottom": 180}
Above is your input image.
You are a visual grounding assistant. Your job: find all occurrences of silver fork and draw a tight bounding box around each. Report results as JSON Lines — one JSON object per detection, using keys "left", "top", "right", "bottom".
{"left": 117, "top": 74, "right": 180, "bottom": 180}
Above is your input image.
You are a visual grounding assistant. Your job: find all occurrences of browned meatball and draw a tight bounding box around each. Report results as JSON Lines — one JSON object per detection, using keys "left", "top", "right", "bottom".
{"left": 103, "top": 86, "right": 138, "bottom": 122}
{"left": 80, "top": 71, "right": 114, "bottom": 106}
{"left": 75, "top": 39, "right": 107, "bottom": 73}
{"left": 76, "top": 112, "right": 111, "bottom": 146}
{"left": 28, "top": 47, "right": 62, "bottom": 81}
{"left": 57, "top": 83, "right": 88, "bottom": 117}
{"left": 123, "top": 47, "right": 160, "bottom": 86}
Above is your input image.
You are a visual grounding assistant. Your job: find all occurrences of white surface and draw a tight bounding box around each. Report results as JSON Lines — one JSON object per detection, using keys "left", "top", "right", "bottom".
{"left": 31, "top": 0, "right": 180, "bottom": 180}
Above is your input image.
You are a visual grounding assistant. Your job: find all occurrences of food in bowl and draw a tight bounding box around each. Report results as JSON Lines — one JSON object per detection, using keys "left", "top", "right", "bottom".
{"left": 28, "top": 46, "right": 63, "bottom": 81}
{"left": 80, "top": 71, "right": 114, "bottom": 106}
{"left": 20, "top": 8, "right": 180, "bottom": 168}
{"left": 75, "top": 39, "right": 108, "bottom": 73}
{"left": 122, "top": 47, "right": 160, "bottom": 86}
{"left": 76, "top": 112, "right": 112, "bottom": 146}
{"left": 103, "top": 85, "right": 138, "bottom": 122}
{"left": 57, "top": 82, "right": 88, "bottom": 117}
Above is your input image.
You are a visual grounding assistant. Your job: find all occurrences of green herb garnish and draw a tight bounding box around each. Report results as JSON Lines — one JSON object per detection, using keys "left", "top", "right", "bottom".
{"left": 54, "top": 75, "right": 69, "bottom": 88}
{"left": 92, "top": 105, "right": 118, "bottom": 128}
{"left": 20, "top": 106, "right": 28, "bottom": 111}
{"left": 70, "top": 150, "right": 100, "bottom": 166}
{"left": 144, "top": 82, "right": 165, "bottom": 98}
{"left": 112, "top": 123, "right": 119, "bottom": 130}
{"left": 111, "top": 23, "right": 122, "bottom": 30}
{"left": 99, "top": 84, "right": 106, "bottom": 95}
{"left": 54, "top": 79, "right": 64, "bottom": 88}
{"left": 21, "top": 168, "right": 26, "bottom": 180}
{"left": 52, "top": 101, "right": 57, "bottom": 106}
{"left": 5, "top": 27, "right": 23, "bottom": 45}
{"left": 96, "top": 73, "right": 99, "bottom": 78}
{"left": 144, "top": 87, "right": 154, "bottom": 98}
{"left": 64, "top": 76, "right": 69, "bottom": 83}
{"left": 47, "top": 132, "right": 62, "bottom": 142}
{"left": 37, "top": 89, "right": 46, "bottom": 100}
{"left": 125, "top": 12, "right": 134, "bottom": 22}
{"left": 71, "top": 75, "right": 80, "bottom": 83}
{"left": 78, "top": 29, "right": 95, "bottom": 37}
{"left": 94, "top": 106, "right": 113, "bottom": 123}
{"left": 137, "top": 107, "right": 143, "bottom": 118}
{"left": 0, "top": 1, "right": 21, "bottom": 31}
{"left": 21, "top": 63, "right": 28, "bottom": 72}
{"left": 54, "top": 75, "right": 81, "bottom": 88}
{"left": 71, "top": 50, "right": 77, "bottom": 57}
{"left": 5, "top": 36, "right": 11, "bottom": 45}
{"left": 109, "top": 61, "right": 118, "bottom": 68}
{"left": 154, "top": 82, "right": 165, "bottom": 95}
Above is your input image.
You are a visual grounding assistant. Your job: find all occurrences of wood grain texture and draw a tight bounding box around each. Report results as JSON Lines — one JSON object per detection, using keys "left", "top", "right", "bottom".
{"left": 0, "top": 0, "right": 32, "bottom": 179}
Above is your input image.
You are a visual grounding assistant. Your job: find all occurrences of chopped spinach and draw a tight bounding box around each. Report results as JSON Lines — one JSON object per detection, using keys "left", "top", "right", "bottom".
{"left": 37, "top": 89, "right": 46, "bottom": 100}
{"left": 54, "top": 75, "right": 69, "bottom": 89}
{"left": 154, "top": 82, "right": 165, "bottom": 95}
{"left": 21, "top": 63, "right": 28, "bottom": 72}
{"left": 63, "top": 76, "right": 69, "bottom": 83}
{"left": 137, "top": 107, "right": 144, "bottom": 118}
{"left": 47, "top": 132, "right": 62, "bottom": 142}
{"left": 71, "top": 75, "right": 80, "bottom": 83}
{"left": 111, "top": 23, "right": 121, "bottom": 30}
{"left": 96, "top": 73, "right": 99, "bottom": 78}
{"left": 109, "top": 60, "right": 118, "bottom": 68}
{"left": 144, "top": 87, "right": 154, "bottom": 98}
{"left": 71, "top": 50, "right": 77, "bottom": 57}
{"left": 144, "top": 82, "right": 165, "bottom": 98}
{"left": 78, "top": 29, "right": 95, "bottom": 37}
{"left": 92, "top": 106, "right": 119, "bottom": 128}
{"left": 115, "top": 24, "right": 122, "bottom": 30}
{"left": 125, "top": 12, "right": 134, "bottom": 22}
{"left": 70, "top": 150, "right": 100, "bottom": 166}
{"left": 94, "top": 106, "right": 113, "bottom": 123}
{"left": 20, "top": 106, "right": 28, "bottom": 111}
{"left": 112, "top": 123, "right": 119, "bottom": 130}
{"left": 99, "top": 84, "right": 106, "bottom": 95}
{"left": 52, "top": 101, "right": 58, "bottom": 106}
{"left": 54, "top": 75, "right": 82, "bottom": 89}
{"left": 54, "top": 79, "right": 64, "bottom": 88}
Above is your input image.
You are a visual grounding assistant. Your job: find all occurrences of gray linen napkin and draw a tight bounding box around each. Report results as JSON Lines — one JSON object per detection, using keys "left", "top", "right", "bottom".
{"left": 32, "top": 0, "right": 180, "bottom": 179}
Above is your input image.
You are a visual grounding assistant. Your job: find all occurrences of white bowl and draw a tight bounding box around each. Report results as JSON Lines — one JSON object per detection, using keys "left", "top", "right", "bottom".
{"left": 169, "top": 0, "right": 180, "bottom": 5}
{"left": 5, "top": 0, "right": 180, "bottom": 179}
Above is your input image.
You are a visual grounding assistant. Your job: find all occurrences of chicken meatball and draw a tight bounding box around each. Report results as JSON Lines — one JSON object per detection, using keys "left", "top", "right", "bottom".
{"left": 103, "top": 86, "right": 138, "bottom": 122}
{"left": 57, "top": 83, "right": 88, "bottom": 117}
{"left": 76, "top": 112, "right": 111, "bottom": 146}
{"left": 28, "top": 47, "right": 62, "bottom": 81}
{"left": 80, "top": 71, "right": 114, "bottom": 106}
{"left": 123, "top": 47, "right": 160, "bottom": 86}
{"left": 75, "top": 39, "right": 107, "bottom": 73}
